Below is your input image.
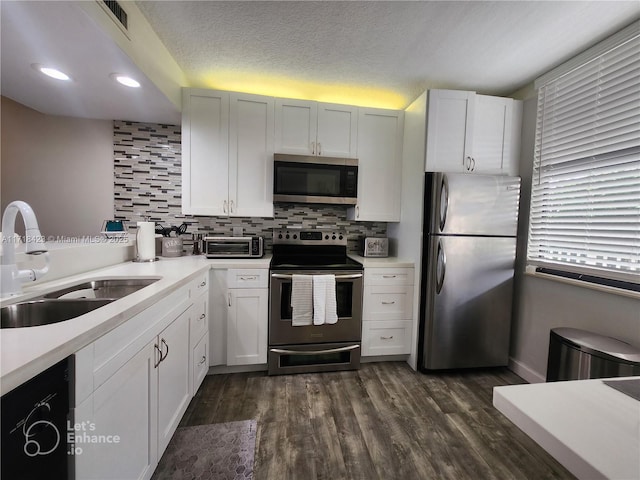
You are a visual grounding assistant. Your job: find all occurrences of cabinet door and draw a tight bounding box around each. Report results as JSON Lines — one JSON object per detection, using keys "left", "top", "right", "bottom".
{"left": 472, "top": 95, "right": 511, "bottom": 174}
{"left": 274, "top": 98, "right": 318, "bottom": 155}
{"left": 157, "top": 308, "right": 191, "bottom": 456}
{"left": 209, "top": 270, "right": 227, "bottom": 366}
{"left": 317, "top": 102, "right": 358, "bottom": 158}
{"left": 227, "top": 288, "right": 268, "bottom": 365}
{"left": 229, "top": 93, "right": 275, "bottom": 217}
{"left": 74, "top": 342, "right": 158, "bottom": 480}
{"left": 350, "top": 107, "right": 404, "bottom": 222}
{"left": 425, "top": 89, "right": 475, "bottom": 172}
{"left": 182, "top": 89, "right": 230, "bottom": 215}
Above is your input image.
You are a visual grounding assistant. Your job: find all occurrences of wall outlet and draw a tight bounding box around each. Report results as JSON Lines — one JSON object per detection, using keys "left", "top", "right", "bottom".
{"left": 233, "top": 227, "right": 243, "bottom": 236}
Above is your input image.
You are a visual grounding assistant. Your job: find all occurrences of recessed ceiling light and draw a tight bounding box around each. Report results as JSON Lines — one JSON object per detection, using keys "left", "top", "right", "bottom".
{"left": 31, "top": 64, "right": 71, "bottom": 81}
{"left": 110, "top": 73, "right": 141, "bottom": 88}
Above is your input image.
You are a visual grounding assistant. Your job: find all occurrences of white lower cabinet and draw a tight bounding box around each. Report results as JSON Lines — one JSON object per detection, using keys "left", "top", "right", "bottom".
{"left": 361, "top": 266, "right": 415, "bottom": 357}
{"left": 226, "top": 269, "right": 268, "bottom": 366}
{"left": 74, "top": 274, "right": 209, "bottom": 480}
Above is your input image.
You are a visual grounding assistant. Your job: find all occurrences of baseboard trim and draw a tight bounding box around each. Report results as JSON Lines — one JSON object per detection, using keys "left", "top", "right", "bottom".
{"left": 207, "top": 364, "right": 267, "bottom": 375}
{"left": 508, "top": 357, "right": 546, "bottom": 384}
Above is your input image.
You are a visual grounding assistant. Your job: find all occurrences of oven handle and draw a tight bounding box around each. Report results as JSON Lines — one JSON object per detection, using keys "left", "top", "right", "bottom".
{"left": 270, "top": 345, "right": 360, "bottom": 355}
{"left": 270, "top": 273, "right": 363, "bottom": 280}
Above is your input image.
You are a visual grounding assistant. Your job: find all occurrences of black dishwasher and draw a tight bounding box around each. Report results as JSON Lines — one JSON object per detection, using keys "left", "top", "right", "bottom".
{"left": 1, "top": 357, "right": 72, "bottom": 479}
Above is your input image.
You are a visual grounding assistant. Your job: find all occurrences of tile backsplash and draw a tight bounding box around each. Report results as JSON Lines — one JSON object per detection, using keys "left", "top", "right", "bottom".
{"left": 113, "top": 121, "right": 387, "bottom": 253}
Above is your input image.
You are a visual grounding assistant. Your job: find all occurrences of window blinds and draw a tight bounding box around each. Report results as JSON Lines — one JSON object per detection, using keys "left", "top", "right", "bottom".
{"left": 528, "top": 33, "right": 640, "bottom": 284}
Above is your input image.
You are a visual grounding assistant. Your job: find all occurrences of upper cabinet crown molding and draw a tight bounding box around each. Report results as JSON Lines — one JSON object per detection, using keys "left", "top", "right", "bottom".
{"left": 275, "top": 99, "right": 358, "bottom": 158}
{"left": 425, "top": 89, "right": 522, "bottom": 176}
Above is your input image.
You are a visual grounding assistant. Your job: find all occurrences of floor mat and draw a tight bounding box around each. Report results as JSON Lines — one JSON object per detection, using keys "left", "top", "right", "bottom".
{"left": 152, "top": 420, "right": 257, "bottom": 480}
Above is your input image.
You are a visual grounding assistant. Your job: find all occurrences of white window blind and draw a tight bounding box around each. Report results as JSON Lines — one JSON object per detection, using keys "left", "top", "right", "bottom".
{"left": 528, "top": 32, "right": 640, "bottom": 285}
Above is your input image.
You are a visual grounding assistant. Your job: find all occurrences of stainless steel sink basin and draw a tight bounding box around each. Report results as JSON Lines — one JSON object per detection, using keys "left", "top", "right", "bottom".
{"left": 1, "top": 299, "right": 113, "bottom": 328}
{"left": 0, "top": 277, "right": 160, "bottom": 328}
{"left": 43, "top": 278, "right": 159, "bottom": 300}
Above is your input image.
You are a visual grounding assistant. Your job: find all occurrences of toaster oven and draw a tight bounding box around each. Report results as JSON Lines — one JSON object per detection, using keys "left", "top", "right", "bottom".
{"left": 204, "top": 236, "right": 264, "bottom": 258}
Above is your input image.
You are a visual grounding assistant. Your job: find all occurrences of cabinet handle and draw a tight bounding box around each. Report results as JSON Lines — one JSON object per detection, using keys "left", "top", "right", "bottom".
{"left": 199, "top": 281, "right": 206, "bottom": 288}
{"left": 154, "top": 343, "right": 163, "bottom": 368}
{"left": 381, "top": 301, "right": 396, "bottom": 305}
{"left": 228, "top": 292, "right": 231, "bottom": 307}
{"left": 230, "top": 200, "right": 235, "bottom": 213}
{"left": 382, "top": 275, "right": 397, "bottom": 278}
{"left": 471, "top": 157, "right": 476, "bottom": 171}
{"left": 311, "top": 141, "right": 316, "bottom": 155}
{"left": 356, "top": 205, "right": 359, "bottom": 219}
{"left": 199, "top": 355, "right": 206, "bottom": 365}
{"left": 318, "top": 142, "right": 322, "bottom": 156}
{"left": 223, "top": 200, "right": 228, "bottom": 214}
{"left": 465, "top": 156, "right": 472, "bottom": 171}
{"left": 199, "top": 313, "right": 206, "bottom": 320}
{"left": 380, "top": 336, "right": 394, "bottom": 340}
{"left": 161, "top": 338, "right": 169, "bottom": 361}
{"left": 240, "top": 276, "right": 257, "bottom": 281}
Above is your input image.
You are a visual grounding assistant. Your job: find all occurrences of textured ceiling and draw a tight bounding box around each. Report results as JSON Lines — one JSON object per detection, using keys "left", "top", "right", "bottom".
{"left": 137, "top": 0, "right": 640, "bottom": 108}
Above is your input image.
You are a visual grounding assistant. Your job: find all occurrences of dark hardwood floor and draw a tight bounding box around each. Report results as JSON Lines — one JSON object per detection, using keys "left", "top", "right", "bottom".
{"left": 180, "top": 362, "right": 575, "bottom": 480}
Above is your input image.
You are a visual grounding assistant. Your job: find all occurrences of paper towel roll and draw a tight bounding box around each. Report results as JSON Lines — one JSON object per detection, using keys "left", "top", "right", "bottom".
{"left": 136, "top": 222, "right": 156, "bottom": 260}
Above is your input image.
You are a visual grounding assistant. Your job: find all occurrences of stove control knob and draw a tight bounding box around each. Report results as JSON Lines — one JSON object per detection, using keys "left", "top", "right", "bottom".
{"left": 325, "top": 235, "right": 329, "bottom": 240}
{"left": 293, "top": 234, "right": 298, "bottom": 239}
{"left": 332, "top": 235, "right": 336, "bottom": 240}
{"left": 286, "top": 234, "right": 290, "bottom": 239}
{"left": 339, "top": 235, "right": 343, "bottom": 240}
{"left": 278, "top": 234, "right": 283, "bottom": 239}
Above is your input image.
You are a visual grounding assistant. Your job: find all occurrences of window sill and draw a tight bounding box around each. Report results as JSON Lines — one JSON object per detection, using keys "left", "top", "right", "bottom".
{"left": 524, "top": 266, "right": 640, "bottom": 300}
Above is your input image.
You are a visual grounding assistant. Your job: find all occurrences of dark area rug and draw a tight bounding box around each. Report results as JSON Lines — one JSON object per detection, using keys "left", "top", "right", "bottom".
{"left": 152, "top": 420, "right": 257, "bottom": 480}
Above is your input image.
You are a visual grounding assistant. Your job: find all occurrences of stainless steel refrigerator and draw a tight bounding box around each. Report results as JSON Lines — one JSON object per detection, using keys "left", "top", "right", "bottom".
{"left": 418, "top": 172, "right": 521, "bottom": 370}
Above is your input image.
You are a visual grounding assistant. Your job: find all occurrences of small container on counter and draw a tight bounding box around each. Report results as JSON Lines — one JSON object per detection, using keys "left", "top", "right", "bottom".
{"left": 161, "top": 237, "right": 183, "bottom": 257}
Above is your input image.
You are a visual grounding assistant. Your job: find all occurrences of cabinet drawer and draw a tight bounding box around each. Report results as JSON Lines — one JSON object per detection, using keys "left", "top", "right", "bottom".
{"left": 192, "top": 334, "right": 208, "bottom": 395}
{"left": 363, "top": 285, "right": 414, "bottom": 320}
{"left": 190, "top": 272, "right": 209, "bottom": 298}
{"left": 364, "top": 268, "right": 414, "bottom": 286}
{"left": 227, "top": 269, "right": 268, "bottom": 288}
{"left": 190, "top": 292, "right": 208, "bottom": 347}
{"left": 362, "top": 321, "right": 412, "bottom": 356}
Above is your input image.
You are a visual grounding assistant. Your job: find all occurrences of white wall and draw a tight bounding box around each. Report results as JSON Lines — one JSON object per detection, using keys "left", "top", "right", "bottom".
{"left": 509, "top": 95, "right": 640, "bottom": 383}
{"left": 1, "top": 96, "right": 114, "bottom": 237}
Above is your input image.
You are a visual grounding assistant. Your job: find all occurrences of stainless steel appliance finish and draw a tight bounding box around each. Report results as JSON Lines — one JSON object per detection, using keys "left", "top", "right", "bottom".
{"left": 204, "top": 236, "right": 263, "bottom": 258}
{"left": 273, "top": 153, "right": 358, "bottom": 205}
{"left": 419, "top": 172, "right": 521, "bottom": 370}
{"left": 360, "top": 237, "right": 389, "bottom": 257}
{"left": 269, "top": 229, "right": 363, "bottom": 375}
{"left": 547, "top": 327, "right": 640, "bottom": 381}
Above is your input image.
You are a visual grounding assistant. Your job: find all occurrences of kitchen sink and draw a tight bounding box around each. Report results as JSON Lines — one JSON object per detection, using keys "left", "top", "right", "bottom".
{"left": 42, "top": 278, "right": 160, "bottom": 300}
{"left": 0, "top": 277, "right": 160, "bottom": 328}
{"left": 1, "top": 299, "right": 114, "bottom": 328}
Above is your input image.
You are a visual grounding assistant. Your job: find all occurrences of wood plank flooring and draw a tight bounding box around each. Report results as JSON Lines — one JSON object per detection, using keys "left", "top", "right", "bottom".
{"left": 179, "top": 362, "right": 575, "bottom": 480}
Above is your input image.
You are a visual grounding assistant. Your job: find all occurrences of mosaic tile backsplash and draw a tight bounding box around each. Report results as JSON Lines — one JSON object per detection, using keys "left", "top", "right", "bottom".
{"left": 113, "top": 121, "right": 387, "bottom": 253}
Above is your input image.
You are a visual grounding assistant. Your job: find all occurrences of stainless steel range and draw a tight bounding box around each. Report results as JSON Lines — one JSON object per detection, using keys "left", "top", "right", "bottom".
{"left": 268, "top": 229, "right": 363, "bottom": 375}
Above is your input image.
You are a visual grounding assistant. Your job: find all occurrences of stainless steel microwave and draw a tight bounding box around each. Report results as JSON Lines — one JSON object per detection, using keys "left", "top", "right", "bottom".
{"left": 273, "top": 153, "right": 358, "bottom": 205}
{"left": 204, "top": 236, "right": 263, "bottom": 258}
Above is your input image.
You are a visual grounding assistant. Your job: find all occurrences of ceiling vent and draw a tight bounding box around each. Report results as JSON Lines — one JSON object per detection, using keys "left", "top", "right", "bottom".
{"left": 101, "top": 0, "right": 128, "bottom": 30}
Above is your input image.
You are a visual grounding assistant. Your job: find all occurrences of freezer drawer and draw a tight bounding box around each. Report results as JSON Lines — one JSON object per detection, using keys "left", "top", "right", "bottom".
{"left": 421, "top": 235, "right": 516, "bottom": 370}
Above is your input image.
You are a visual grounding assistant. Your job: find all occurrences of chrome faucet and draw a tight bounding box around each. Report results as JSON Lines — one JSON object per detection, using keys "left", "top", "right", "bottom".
{"left": 1, "top": 201, "right": 50, "bottom": 296}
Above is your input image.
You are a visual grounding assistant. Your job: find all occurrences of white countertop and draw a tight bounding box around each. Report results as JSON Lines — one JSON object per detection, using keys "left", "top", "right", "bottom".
{"left": 348, "top": 254, "right": 415, "bottom": 268}
{"left": 493, "top": 377, "right": 640, "bottom": 480}
{"left": 0, "top": 254, "right": 271, "bottom": 394}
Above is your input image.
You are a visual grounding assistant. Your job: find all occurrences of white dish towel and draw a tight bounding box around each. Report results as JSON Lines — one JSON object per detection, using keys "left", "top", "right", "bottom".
{"left": 291, "top": 274, "right": 313, "bottom": 326}
{"left": 313, "top": 274, "right": 338, "bottom": 325}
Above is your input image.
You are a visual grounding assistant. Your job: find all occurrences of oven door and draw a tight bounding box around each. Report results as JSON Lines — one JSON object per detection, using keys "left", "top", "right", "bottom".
{"left": 269, "top": 270, "right": 363, "bottom": 345}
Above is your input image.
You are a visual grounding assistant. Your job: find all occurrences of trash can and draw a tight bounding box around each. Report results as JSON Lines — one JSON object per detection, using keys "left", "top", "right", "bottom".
{"left": 546, "top": 327, "right": 640, "bottom": 381}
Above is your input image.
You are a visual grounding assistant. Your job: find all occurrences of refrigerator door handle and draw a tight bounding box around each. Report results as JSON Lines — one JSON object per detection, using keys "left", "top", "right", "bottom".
{"left": 436, "top": 240, "right": 446, "bottom": 294}
{"left": 439, "top": 176, "right": 449, "bottom": 232}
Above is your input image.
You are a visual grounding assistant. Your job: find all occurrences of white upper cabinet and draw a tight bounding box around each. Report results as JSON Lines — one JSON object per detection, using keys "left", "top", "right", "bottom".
{"left": 425, "top": 89, "right": 521, "bottom": 175}
{"left": 347, "top": 107, "right": 404, "bottom": 222}
{"left": 182, "top": 89, "right": 229, "bottom": 216}
{"left": 275, "top": 99, "right": 358, "bottom": 158}
{"left": 182, "top": 89, "right": 275, "bottom": 217}
{"left": 229, "top": 92, "right": 275, "bottom": 217}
